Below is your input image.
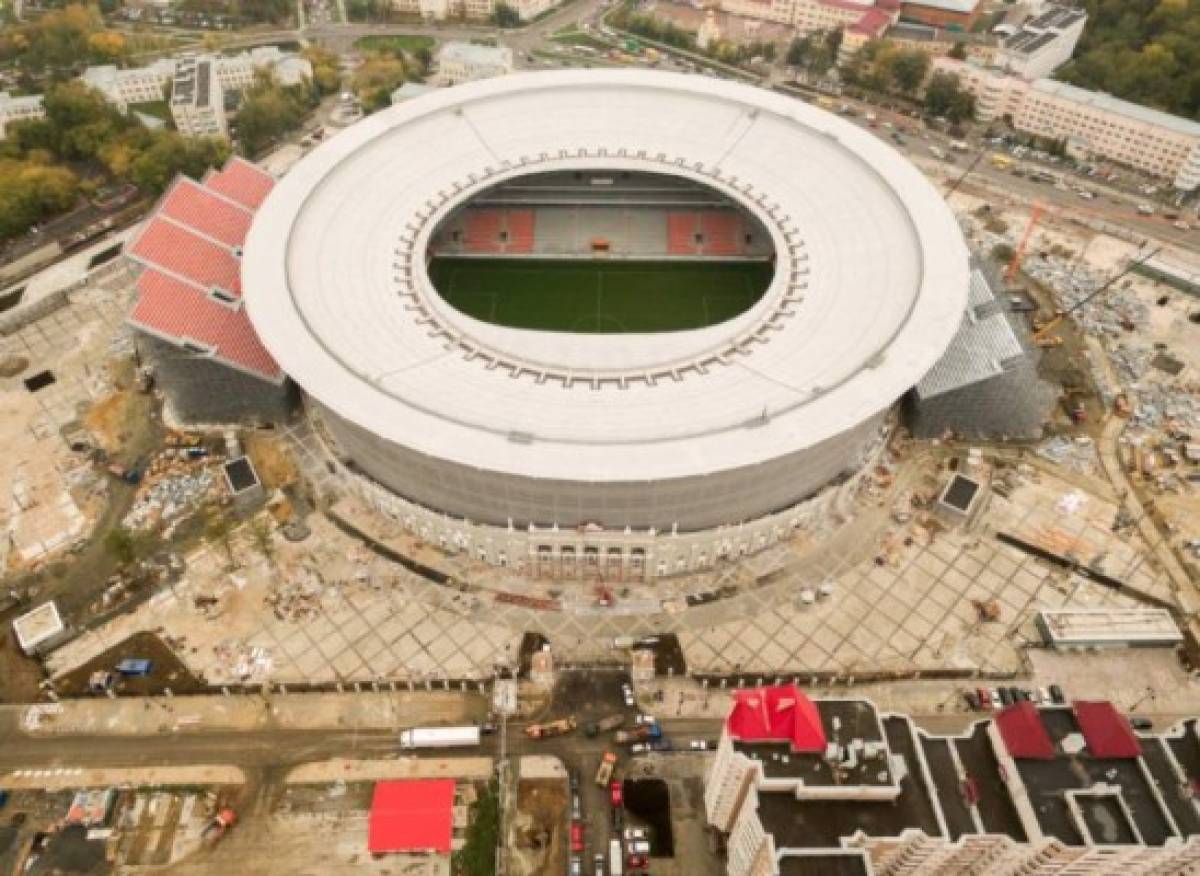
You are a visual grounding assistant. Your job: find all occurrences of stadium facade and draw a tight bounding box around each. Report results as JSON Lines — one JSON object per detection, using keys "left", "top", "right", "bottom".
{"left": 240, "top": 70, "right": 969, "bottom": 534}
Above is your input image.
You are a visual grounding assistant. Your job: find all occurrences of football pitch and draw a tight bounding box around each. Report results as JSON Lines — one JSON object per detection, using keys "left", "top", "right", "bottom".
{"left": 428, "top": 257, "right": 773, "bottom": 333}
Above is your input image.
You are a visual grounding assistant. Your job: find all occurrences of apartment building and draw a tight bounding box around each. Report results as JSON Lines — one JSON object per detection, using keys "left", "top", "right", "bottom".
{"left": 170, "top": 57, "right": 227, "bottom": 139}
{"left": 0, "top": 91, "right": 45, "bottom": 139}
{"left": 81, "top": 59, "right": 176, "bottom": 114}
{"left": 80, "top": 49, "right": 312, "bottom": 115}
{"left": 720, "top": 0, "right": 897, "bottom": 36}
{"left": 389, "top": 0, "right": 558, "bottom": 21}
{"left": 932, "top": 57, "right": 1200, "bottom": 190}
{"left": 994, "top": 4, "right": 1086, "bottom": 81}
{"left": 434, "top": 42, "right": 514, "bottom": 86}
{"left": 706, "top": 685, "right": 1200, "bottom": 876}
{"left": 899, "top": 0, "right": 980, "bottom": 30}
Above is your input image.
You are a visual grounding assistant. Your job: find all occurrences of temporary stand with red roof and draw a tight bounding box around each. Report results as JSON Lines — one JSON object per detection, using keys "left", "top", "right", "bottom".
{"left": 726, "top": 683, "right": 827, "bottom": 752}
{"left": 1072, "top": 701, "right": 1143, "bottom": 759}
{"left": 368, "top": 779, "right": 456, "bottom": 855}
{"left": 995, "top": 701, "right": 1055, "bottom": 760}
{"left": 124, "top": 157, "right": 292, "bottom": 424}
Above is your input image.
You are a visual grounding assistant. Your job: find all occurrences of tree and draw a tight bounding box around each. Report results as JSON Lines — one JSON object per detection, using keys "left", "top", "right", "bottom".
{"left": 0, "top": 159, "right": 79, "bottom": 238}
{"left": 493, "top": 2, "right": 521, "bottom": 27}
{"left": 787, "top": 35, "right": 814, "bottom": 67}
{"left": 350, "top": 53, "right": 409, "bottom": 113}
{"left": 303, "top": 46, "right": 341, "bottom": 95}
{"left": 890, "top": 48, "right": 931, "bottom": 94}
{"left": 205, "top": 511, "right": 237, "bottom": 568}
{"left": 104, "top": 527, "right": 137, "bottom": 566}
{"left": 948, "top": 40, "right": 967, "bottom": 60}
{"left": 248, "top": 517, "right": 276, "bottom": 565}
{"left": 924, "top": 71, "right": 976, "bottom": 123}
{"left": 991, "top": 243, "right": 1015, "bottom": 264}
{"left": 234, "top": 73, "right": 314, "bottom": 155}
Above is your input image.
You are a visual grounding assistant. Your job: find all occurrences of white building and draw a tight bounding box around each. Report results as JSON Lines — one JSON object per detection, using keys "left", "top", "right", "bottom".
{"left": 932, "top": 57, "right": 1200, "bottom": 190}
{"left": 719, "top": 0, "right": 897, "bottom": 36}
{"left": 994, "top": 5, "right": 1086, "bottom": 80}
{"left": 80, "top": 48, "right": 312, "bottom": 115}
{"left": 170, "top": 57, "right": 227, "bottom": 139}
{"left": 81, "top": 59, "right": 176, "bottom": 113}
{"left": 0, "top": 90, "right": 45, "bottom": 139}
{"left": 434, "top": 42, "right": 514, "bottom": 86}
{"left": 390, "top": 81, "right": 436, "bottom": 104}
{"left": 390, "top": 0, "right": 557, "bottom": 20}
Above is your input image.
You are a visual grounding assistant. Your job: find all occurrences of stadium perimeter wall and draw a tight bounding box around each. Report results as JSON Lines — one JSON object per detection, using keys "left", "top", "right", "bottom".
{"left": 318, "top": 401, "right": 887, "bottom": 533}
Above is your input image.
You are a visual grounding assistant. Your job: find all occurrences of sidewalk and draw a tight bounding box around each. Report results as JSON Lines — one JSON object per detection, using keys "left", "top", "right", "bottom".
{"left": 11, "top": 689, "right": 487, "bottom": 737}
{"left": 1, "top": 764, "right": 243, "bottom": 789}
{"left": 287, "top": 756, "right": 493, "bottom": 784}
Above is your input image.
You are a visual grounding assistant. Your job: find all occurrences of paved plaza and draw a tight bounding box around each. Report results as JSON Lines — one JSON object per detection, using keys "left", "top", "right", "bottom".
{"left": 47, "top": 455, "right": 1170, "bottom": 686}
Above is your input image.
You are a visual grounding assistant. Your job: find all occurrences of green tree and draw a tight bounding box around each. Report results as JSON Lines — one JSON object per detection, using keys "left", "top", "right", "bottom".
{"left": 493, "top": 2, "right": 521, "bottom": 26}
{"left": 949, "top": 40, "right": 967, "bottom": 60}
{"left": 303, "top": 46, "right": 341, "bottom": 95}
{"left": 104, "top": 527, "right": 137, "bottom": 566}
{"left": 0, "top": 159, "right": 79, "bottom": 237}
{"left": 924, "top": 70, "right": 976, "bottom": 123}
{"left": 350, "top": 53, "right": 409, "bottom": 113}
{"left": 234, "top": 73, "right": 314, "bottom": 155}
{"left": 890, "top": 48, "right": 931, "bottom": 94}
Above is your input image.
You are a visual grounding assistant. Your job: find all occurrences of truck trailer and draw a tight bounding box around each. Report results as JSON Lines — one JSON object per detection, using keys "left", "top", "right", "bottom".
{"left": 399, "top": 725, "right": 482, "bottom": 749}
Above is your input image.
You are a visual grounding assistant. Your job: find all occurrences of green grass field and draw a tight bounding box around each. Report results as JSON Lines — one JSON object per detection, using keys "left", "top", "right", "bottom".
{"left": 428, "top": 258, "right": 772, "bottom": 333}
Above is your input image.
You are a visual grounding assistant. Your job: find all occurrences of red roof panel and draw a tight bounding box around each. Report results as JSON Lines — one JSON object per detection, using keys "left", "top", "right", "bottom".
{"left": 129, "top": 218, "right": 241, "bottom": 297}
{"left": 206, "top": 157, "right": 275, "bottom": 209}
{"left": 726, "top": 684, "right": 827, "bottom": 753}
{"left": 159, "top": 177, "right": 253, "bottom": 248}
{"left": 995, "top": 701, "right": 1054, "bottom": 760}
{"left": 368, "top": 779, "right": 455, "bottom": 854}
{"left": 1073, "top": 701, "right": 1142, "bottom": 759}
{"left": 130, "top": 269, "right": 280, "bottom": 380}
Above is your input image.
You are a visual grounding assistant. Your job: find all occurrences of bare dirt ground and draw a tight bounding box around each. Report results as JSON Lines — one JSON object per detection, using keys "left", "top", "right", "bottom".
{"left": 509, "top": 778, "right": 568, "bottom": 876}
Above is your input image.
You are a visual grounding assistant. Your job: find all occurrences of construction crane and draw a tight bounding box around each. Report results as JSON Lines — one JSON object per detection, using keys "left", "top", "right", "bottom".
{"left": 1005, "top": 202, "right": 1045, "bottom": 283}
{"left": 1031, "top": 245, "right": 1162, "bottom": 342}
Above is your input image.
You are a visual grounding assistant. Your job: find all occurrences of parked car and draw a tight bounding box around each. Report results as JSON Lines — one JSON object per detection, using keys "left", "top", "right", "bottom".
{"left": 610, "top": 780, "right": 623, "bottom": 808}
{"left": 624, "top": 827, "right": 648, "bottom": 841}
{"left": 634, "top": 714, "right": 656, "bottom": 727}
{"left": 1049, "top": 684, "right": 1066, "bottom": 704}
{"left": 628, "top": 839, "right": 650, "bottom": 854}
{"left": 570, "top": 856, "right": 583, "bottom": 876}
{"left": 964, "top": 691, "right": 980, "bottom": 711}
{"left": 569, "top": 770, "right": 579, "bottom": 792}
{"left": 627, "top": 853, "right": 648, "bottom": 869}
{"left": 976, "top": 688, "right": 992, "bottom": 709}
{"left": 572, "top": 794, "right": 582, "bottom": 820}
{"left": 1130, "top": 717, "right": 1154, "bottom": 731}
{"left": 571, "top": 822, "right": 584, "bottom": 853}
{"left": 631, "top": 742, "right": 650, "bottom": 754}
{"left": 690, "top": 739, "right": 712, "bottom": 750}
{"left": 622, "top": 683, "right": 635, "bottom": 707}
{"left": 998, "top": 687, "right": 1013, "bottom": 707}
{"left": 594, "top": 853, "right": 605, "bottom": 876}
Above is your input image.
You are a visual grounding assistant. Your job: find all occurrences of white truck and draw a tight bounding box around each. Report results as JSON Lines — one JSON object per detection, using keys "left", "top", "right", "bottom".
{"left": 609, "top": 839, "right": 624, "bottom": 876}
{"left": 399, "top": 725, "right": 482, "bottom": 749}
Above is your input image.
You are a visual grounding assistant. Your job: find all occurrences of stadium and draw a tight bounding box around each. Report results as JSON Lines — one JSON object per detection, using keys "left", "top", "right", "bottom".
{"left": 237, "top": 69, "right": 969, "bottom": 533}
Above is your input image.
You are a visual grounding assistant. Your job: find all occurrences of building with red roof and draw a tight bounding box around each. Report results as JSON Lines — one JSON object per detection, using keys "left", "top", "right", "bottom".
{"left": 124, "top": 157, "right": 294, "bottom": 424}
{"left": 994, "top": 701, "right": 1055, "bottom": 760}
{"left": 726, "top": 684, "right": 827, "bottom": 753}
{"left": 1072, "top": 701, "right": 1142, "bottom": 759}
{"left": 368, "top": 779, "right": 456, "bottom": 855}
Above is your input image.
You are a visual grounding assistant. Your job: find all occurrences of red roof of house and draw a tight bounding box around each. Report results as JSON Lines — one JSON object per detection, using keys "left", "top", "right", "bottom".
{"left": 368, "top": 780, "right": 456, "bottom": 854}
{"left": 851, "top": 8, "right": 893, "bottom": 35}
{"left": 995, "top": 701, "right": 1054, "bottom": 760}
{"left": 205, "top": 157, "right": 275, "bottom": 210}
{"left": 130, "top": 269, "right": 281, "bottom": 380}
{"left": 129, "top": 217, "right": 242, "bottom": 297}
{"left": 726, "top": 684, "right": 827, "bottom": 753}
{"left": 1073, "top": 701, "right": 1142, "bottom": 759}
{"left": 158, "top": 177, "right": 254, "bottom": 249}
{"left": 125, "top": 158, "right": 281, "bottom": 381}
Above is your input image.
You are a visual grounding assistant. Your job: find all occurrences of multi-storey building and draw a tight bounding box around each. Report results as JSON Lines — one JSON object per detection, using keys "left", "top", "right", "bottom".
{"left": 0, "top": 91, "right": 45, "bottom": 139}
{"left": 389, "top": 0, "right": 558, "bottom": 21}
{"left": 434, "top": 42, "right": 514, "bottom": 86}
{"left": 81, "top": 60, "right": 177, "bottom": 113}
{"left": 80, "top": 49, "right": 312, "bottom": 115}
{"left": 170, "top": 57, "right": 227, "bottom": 139}
{"left": 899, "top": 0, "right": 980, "bottom": 30}
{"left": 719, "top": 0, "right": 897, "bottom": 37}
{"left": 994, "top": 4, "right": 1086, "bottom": 81}
{"left": 932, "top": 57, "right": 1200, "bottom": 190}
{"left": 706, "top": 685, "right": 1200, "bottom": 876}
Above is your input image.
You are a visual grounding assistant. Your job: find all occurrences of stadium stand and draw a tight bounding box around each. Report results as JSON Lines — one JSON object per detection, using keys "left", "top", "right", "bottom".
{"left": 667, "top": 211, "right": 700, "bottom": 255}
{"left": 700, "top": 210, "right": 742, "bottom": 256}
{"left": 504, "top": 209, "right": 535, "bottom": 254}
{"left": 464, "top": 209, "right": 504, "bottom": 253}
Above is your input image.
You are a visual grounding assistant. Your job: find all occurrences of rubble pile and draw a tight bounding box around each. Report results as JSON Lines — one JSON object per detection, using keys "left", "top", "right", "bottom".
{"left": 1037, "top": 435, "right": 1099, "bottom": 475}
{"left": 263, "top": 566, "right": 327, "bottom": 622}
{"left": 211, "top": 639, "right": 272, "bottom": 681}
{"left": 123, "top": 466, "right": 221, "bottom": 529}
